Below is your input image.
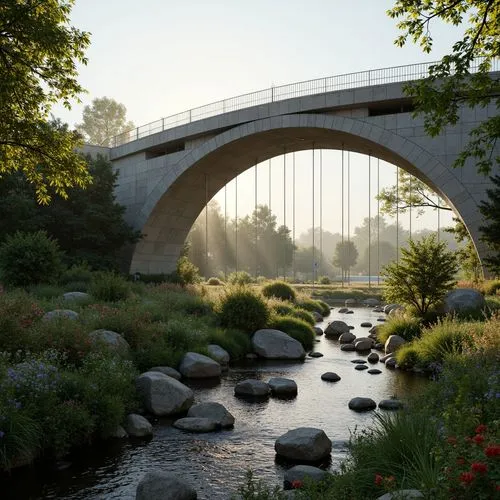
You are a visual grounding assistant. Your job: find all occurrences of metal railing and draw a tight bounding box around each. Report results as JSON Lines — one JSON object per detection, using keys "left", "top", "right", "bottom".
{"left": 112, "top": 58, "right": 499, "bottom": 148}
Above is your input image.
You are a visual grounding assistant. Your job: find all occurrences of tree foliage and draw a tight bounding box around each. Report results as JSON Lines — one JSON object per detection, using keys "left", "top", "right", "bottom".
{"left": 76, "top": 97, "right": 135, "bottom": 146}
{"left": 382, "top": 235, "right": 458, "bottom": 315}
{"left": 0, "top": 155, "right": 141, "bottom": 270}
{"left": 332, "top": 241, "right": 359, "bottom": 279}
{"left": 388, "top": 0, "right": 500, "bottom": 174}
{"left": 0, "top": 0, "right": 92, "bottom": 203}
{"left": 479, "top": 175, "right": 500, "bottom": 275}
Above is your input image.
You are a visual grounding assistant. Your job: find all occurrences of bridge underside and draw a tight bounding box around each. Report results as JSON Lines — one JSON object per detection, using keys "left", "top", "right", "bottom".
{"left": 126, "top": 113, "right": 495, "bottom": 275}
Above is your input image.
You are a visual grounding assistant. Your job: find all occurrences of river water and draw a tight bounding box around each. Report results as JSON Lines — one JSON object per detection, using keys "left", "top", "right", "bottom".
{"left": 2, "top": 308, "right": 426, "bottom": 499}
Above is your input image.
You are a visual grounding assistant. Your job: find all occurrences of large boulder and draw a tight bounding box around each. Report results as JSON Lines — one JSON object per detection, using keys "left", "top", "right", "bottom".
{"left": 136, "top": 372, "right": 194, "bottom": 416}
{"left": 444, "top": 288, "right": 486, "bottom": 314}
{"left": 235, "top": 379, "right": 270, "bottom": 398}
{"left": 179, "top": 352, "right": 221, "bottom": 378}
{"left": 173, "top": 417, "right": 218, "bottom": 433}
{"left": 268, "top": 377, "right": 298, "bottom": 397}
{"left": 125, "top": 414, "right": 152, "bottom": 437}
{"left": 88, "top": 329, "right": 130, "bottom": 355}
{"left": 63, "top": 291, "right": 90, "bottom": 302}
{"left": 207, "top": 344, "right": 230, "bottom": 366}
{"left": 367, "top": 352, "right": 380, "bottom": 363}
{"left": 284, "top": 465, "right": 329, "bottom": 490}
{"left": 339, "top": 331, "right": 356, "bottom": 344}
{"left": 376, "top": 489, "right": 423, "bottom": 500}
{"left": 275, "top": 427, "right": 332, "bottom": 462}
{"left": 340, "top": 343, "right": 355, "bottom": 351}
{"left": 136, "top": 471, "right": 197, "bottom": 500}
{"left": 363, "top": 298, "right": 380, "bottom": 307}
{"left": 149, "top": 366, "right": 181, "bottom": 380}
{"left": 383, "top": 304, "right": 400, "bottom": 314}
{"left": 348, "top": 397, "right": 376, "bottom": 412}
{"left": 324, "top": 321, "right": 350, "bottom": 338}
{"left": 187, "top": 402, "right": 234, "bottom": 428}
{"left": 385, "top": 335, "right": 406, "bottom": 354}
{"left": 355, "top": 338, "right": 373, "bottom": 351}
{"left": 43, "top": 309, "right": 78, "bottom": 321}
{"left": 252, "top": 329, "right": 305, "bottom": 360}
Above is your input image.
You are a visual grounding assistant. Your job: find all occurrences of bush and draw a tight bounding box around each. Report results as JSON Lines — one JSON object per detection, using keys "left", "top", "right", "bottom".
{"left": 227, "top": 271, "right": 253, "bottom": 286}
{"left": 395, "top": 344, "right": 421, "bottom": 369}
{"left": 176, "top": 256, "right": 201, "bottom": 285}
{"left": 316, "top": 300, "right": 331, "bottom": 316}
{"left": 296, "top": 297, "right": 324, "bottom": 315}
{"left": 216, "top": 287, "right": 269, "bottom": 334}
{"left": 89, "top": 272, "right": 131, "bottom": 301}
{"left": 59, "top": 263, "right": 94, "bottom": 285}
{"left": 482, "top": 279, "right": 500, "bottom": 296}
{"left": 268, "top": 315, "right": 314, "bottom": 350}
{"left": 378, "top": 317, "right": 423, "bottom": 344}
{"left": 261, "top": 281, "right": 296, "bottom": 302}
{"left": 27, "top": 284, "right": 65, "bottom": 300}
{"left": 318, "top": 275, "right": 331, "bottom": 285}
{"left": 207, "top": 277, "right": 223, "bottom": 286}
{"left": 267, "top": 298, "right": 295, "bottom": 317}
{"left": 0, "top": 231, "right": 64, "bottom": 287}
{"left": 207, "top": 328, "right": 252, "bottom": 360}
{"left": 291, "top": 308, "right": 315, "bottom": 326}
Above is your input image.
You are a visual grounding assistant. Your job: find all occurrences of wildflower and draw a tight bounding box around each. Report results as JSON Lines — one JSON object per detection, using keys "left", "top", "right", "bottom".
{"left": 446, "top": 436, "right": 457, "bottom": 445}
{"left": 291, "top": 480, "right": 303, "bottom": 489}
{"left": 485, "top": 445, "right": 500, "bottom": 457}
{"left": 459, "top": 472, "right": 475, "bottom": 484}
{"left": 375, "top": 474, "right": 383, "bottom": 486}
{"left": 475, "top": 424, "right": 487, "bottom": 434}
{"left": 471, "top": 462, "right": 488, "bottom": 474}
{"left": 473, "top": 434, "right": 485, "bottom": 445}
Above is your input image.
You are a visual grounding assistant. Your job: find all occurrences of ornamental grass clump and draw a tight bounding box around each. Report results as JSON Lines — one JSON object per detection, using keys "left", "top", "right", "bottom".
{"left": 268, "top": 315, "right": 315, "bottom": 350}
{"left": 89, "top": 271, "right": 130, "bottom": 302}
{"left": 295, "top": 295, "right": 325, "bottom": 316}
{"left": 261, "top": 281, "right": 296, "bottom": 302}
{"left": 216, "top": 286, "right": 270, "bottom": 334}
{"left": 377, "top": 316, "right": 423, "bottom": 344}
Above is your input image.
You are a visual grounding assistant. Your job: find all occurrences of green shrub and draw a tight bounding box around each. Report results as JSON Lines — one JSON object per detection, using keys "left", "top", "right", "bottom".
{"left": 59, "top": 263, "right": 94, "bottom": 285}
{"left": 207, "top": 328, "right": 252, "bottom": 360}
{"left": 207, "top": 277, "right": 223, "bottom": 285}
{"left": 318, "top": 275, "right": 331, "bottom": 285}
{"left": 134, "top": 273, "right": 168, "bottom": 284}
{"left": 227, "top": 271, "right": 253, "bottom": 286}
{"left": 395, "top": 344, "right": 421, "bottom": 369}
{"left": 268, "top": 315, "right": 314, "bottom": 350}
{"left": 216, "top": 287, "right": 269, "bottom": 334}
{"left": 261, "top": 281, "right": 296, "bottom": 302}
{"left": 267, "top": 298, "right": 295, "bottom": 317}
{"left": 316, "top": 299, "right": 331, "bottom": 316}
{"left": 89, "top": 272, "right": 131, "bottom": 301}
{"left": 296, "top": 297, "right": 324, "bottom": 315}
{"left": 27, "top": 284, "right": 65, "bottom": 300}
{"left": 482, "top": 279, "right": 500, "bottom": 296}
{"left": 378, "top": 316, "right": 423, "bottom": 344}
{"left": 61, "top": 280, "right": 90, "bottom": 293}
{"left": 291, "top": 308, "right": 315, "bottom": 326}
{"left": 0, "top": 231, "right": 64, "bottom": 287}
{"left": 176, "top": 256, "right": 201, "bottom": 285}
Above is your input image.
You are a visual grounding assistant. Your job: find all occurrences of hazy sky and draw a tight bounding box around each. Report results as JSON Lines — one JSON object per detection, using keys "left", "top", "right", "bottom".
{"left": 54, "top": 0, "right": 463, "bottom": 238}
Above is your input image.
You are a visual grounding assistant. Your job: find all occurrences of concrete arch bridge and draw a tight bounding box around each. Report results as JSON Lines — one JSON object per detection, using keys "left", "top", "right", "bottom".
{"left": 87, "top": 61, "right": 499, "bottom": 274}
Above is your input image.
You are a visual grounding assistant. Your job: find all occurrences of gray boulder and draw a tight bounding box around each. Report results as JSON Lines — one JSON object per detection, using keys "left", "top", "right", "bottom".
{"left": 63, "top": 292, "right": 90, "bottom": 302}
{"left": 284, "top": 465, "right": 329, "bottom": 489}
{"left": 136, "top": 372, "right": 194, "bottom": 416}
{"left": 311, "top": 311, "right": 323, "bottom": 322}
{"left": 379, "top": 399, "right": 404, "bottom": 410}
{"left": 149, "top": 366, "right": 181, "bottom": 380}
{"left": 207, "top": 344, "right": 230, "bottom": 366}
{"left": 88, "top": 329, "right": 130, "bottom": 354}
{"left": 308, "top": 351, "right": 323, "bottom": 358}
{"left": 348, "top": 397, "right": 376, "bottom": 412}
{"left": 324, "top": 321, "right": 350, "bottom": 338}
{"left": 321, "top": 372, "right": 341, "bottom": 382}
{"left": 351, "top": 359, "right": 367, "bottom": 364}
{"left": 173, "top": 417, "right": 218, "bottom": 433}
{"left": 108, "top": 425, "right": 128, "bottom": 438}
{"left": 187, "top": 402, "right": 234, "bottom": 428}
{"left": 314, "top": 327, "right": 323, "bottom": 336}
{"left": 43, "top": 309, "right": 78, "bottom": 321}
{"left": 385, "top": 335, "right": 406, "bottom": 354}
{"left": 179, "top": 352, "right": 221, "bottom": 378}
{"left": 355, "top": 339, "right": 373, "bottom": 351}
{"left": 345, "top": 298, "right": 357, "bottom": 306}
{"left": 367, "top": 368, "right": 382, "bottom": 374}
{"left": 367, "top": 352, "right": 380, "bottom": 363}
{"left": 444, "top": 288, "right": 486, "bottom": 314}
{"left": 339, "top": 331, "right": 356, "bottom": 344}
{"left": 275, "top": 427, "right": 332, "bottom": 462}
{"left": 376, "top": 489, "right": 423, "bottom": 500}
{"left": 338, "top": 307, "right": 349, "bottom": 313}
{"left": 340, "top": 343, "right": 355, "bottom": 351}
{"left": 252, "top": 329, "right": 305, "bottom": 360}
{"left": 235, "top": 379, "right": 270, "bottom": 398}
{"left": 363, "top": 298, "right": 380, "bottom": 307}
{"left": 360, "top": 322, "right": 372, "bottom": 328}
{"left": 125, "top": 414, "right": 152, "bottom": 437}
{"left": 385, "top": 358, "right": 397, "bottom": 369}
{"left": 136, "top": 471, "right": 197, "bottom": 500}
{"left": 383, "top": 304, "right": 400, "bottom": 314}
{"left": 355, "top": 364, "right": 368, "bottom": 371}
{"left": 268, "top": 377, "right": 298, "bottom": 397}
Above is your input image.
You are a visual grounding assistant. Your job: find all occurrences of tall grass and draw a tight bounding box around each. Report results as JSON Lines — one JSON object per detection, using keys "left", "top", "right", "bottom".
{"left": 377, "top": 316, "right": 423, "bottom": 343}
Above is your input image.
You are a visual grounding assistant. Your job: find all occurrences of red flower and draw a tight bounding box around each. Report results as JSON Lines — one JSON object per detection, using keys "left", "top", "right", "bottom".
{"left": 459, "top": 472, "right": 475, "bottom": 484}
{"left": 473, "top": 434, "right": 485, "bottom": 445}
{"left": 291, "top": 480, "right": 303, "bottom": 489}
{"left": 471, "top": 462, "right": 488, "bottom": 474}
{"left": 475, "top": 424, "right": 488, "bottom": 434}
{"left": 485, "top": 445, "right": 500, "bottom": 457}
{"left": 375, "top": 474, "right": 383, "bottom": 486}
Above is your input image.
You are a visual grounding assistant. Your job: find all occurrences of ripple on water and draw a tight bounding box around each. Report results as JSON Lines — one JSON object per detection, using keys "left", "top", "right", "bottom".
{"left": 1, "top": 308, "right": 427, "bottom": 499}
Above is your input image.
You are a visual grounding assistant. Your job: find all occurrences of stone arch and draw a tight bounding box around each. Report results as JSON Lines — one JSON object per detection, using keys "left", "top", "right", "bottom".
{"left": 130, "top": 113, "right": 482, "bottom": 274}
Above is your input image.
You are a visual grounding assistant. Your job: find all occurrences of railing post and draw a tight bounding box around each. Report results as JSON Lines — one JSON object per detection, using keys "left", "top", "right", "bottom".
{"left": 271, "top": 86, "right": 274, "bottom": 102}
{"left": 189, "top": 109, "right": 192, "bottom": 123}
{"left": 162, "top": 118, "right": 165, "bottom": 131}
{"left": 136, "top": 127, "right": 139, "bottom": 141}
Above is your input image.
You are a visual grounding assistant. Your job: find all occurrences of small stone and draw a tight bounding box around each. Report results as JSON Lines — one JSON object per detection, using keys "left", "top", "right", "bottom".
{"left": 43, "top": 309, "right": 79, "bottom": 321}
{"left": 360, "top": 322, "right": 372, "bottom": 328}
{"left": 207, "top": 344, "right": 230, "bottom": 365}
{"left": 173, "top": 417, "right": 218, "bottom": 433}
{"left": 355, "top": 364, "right": 368, "bottom": 371}
{"left": 63, "top": 292, "right": 89, "bottom": 301}
{"left": 125, "top": 414, "right": 152, "bottom": 437}
{"left": 338, "top": 307, "right": 349, "bottom": 313}
{"left": 321, "top": 372, "right": 341, "bottom": 382}
{"left": 385, "top": 358, "right": 397, "bottom": 369}
{"left": 379, "top": 399, "right": 404, "bottom": 410}
{"left": 314, "top": 327, "right": 323, "bottom": 336}
{"left": 308, "top": 352, "right": 323, "bottom": 358}
{"left": 340, "top": 343, "right": 355, "bottom": 351}
{"left": 275, "top": 427, "right": 332, "bottom": 462}
{"left": 377, "top": 318, "right": 386, "bottom": 322}
{"left": 268, "top": 377, "right": 298, "bottom": 397}
{"left": 284, "top": 465, "right": 328, "bottom": 490}
{"left": 376, "top": 489, "right": 423, "bottom": 500}
{"left": 339, "top": 331, "right": 356, "bottom": 344}
{"left": 351, "top": 359, "right": 367, "bottom": 364}
{"left": 136, "top": 471, "right": 197, "bottom": 500}
{"left": 345, "top": 310, "right": 354, "bottom": 314}
{"left": 367, "top": 368, "right": 382, "bottom": 374}
{"left": 187, "top": 402, "right": 234, "bottom": 428}
{"left": 348, "top": 397, "right": 376, "bottom": 412}
{"left": 235, "top": 379, "right": 270, "bottom": 398}
{"left": 367, "top": 352, "right": 379, "bottom": 363}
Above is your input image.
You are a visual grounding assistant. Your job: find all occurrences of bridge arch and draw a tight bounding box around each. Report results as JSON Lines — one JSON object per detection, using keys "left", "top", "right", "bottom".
{"left": 130, "top": 113, "right": 483, "bottom": 274}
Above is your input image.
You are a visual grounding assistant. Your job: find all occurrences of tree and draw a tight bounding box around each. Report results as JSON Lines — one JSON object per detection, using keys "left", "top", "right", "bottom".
{"left": 0, "top": 155, "right": 141, "bottom": 270}
{"left": 382, "top": 235, "right": 458, "bottom": 316}
{"left": 388, "top": 0, "right": 500, "bottom": 175}
{"left": 358, "top": 241, "right": 398, "bottom": 275}
{"left": 76, "top": 97, "right": 135, "bottom": 146}
{"left": 0, "top": 0, "right": 91, "bottom": 203}
{"left": 332, "top": 241, "right": 358, "bottom": 280}
{"left": 479, "top": 175, "right": 500, "bottom": 275}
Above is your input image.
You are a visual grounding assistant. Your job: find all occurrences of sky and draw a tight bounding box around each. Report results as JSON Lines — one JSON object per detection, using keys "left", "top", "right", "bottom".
{"left": 54, "top": 0, "right": 464, "bottom": 239}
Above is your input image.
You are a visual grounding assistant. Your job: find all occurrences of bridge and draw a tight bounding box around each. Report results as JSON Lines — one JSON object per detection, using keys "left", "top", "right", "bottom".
{"left": 88, "top": 61, "right": 499, "bottom": 275}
